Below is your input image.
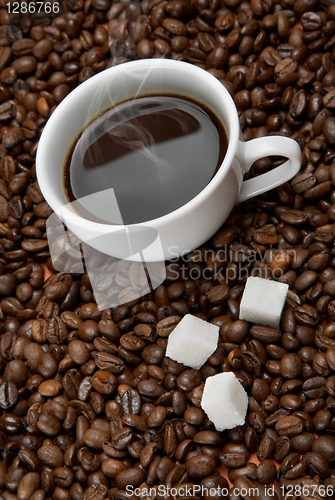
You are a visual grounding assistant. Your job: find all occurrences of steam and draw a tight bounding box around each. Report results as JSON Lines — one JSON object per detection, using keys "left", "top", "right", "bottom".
{"left": 68, "top": 93, "right": 204, "bottom": 225}
{"left": 78, "top": 98, "right": 174, "bottom": 178}
{"left": 68, "top": 50, "right": 187, "bottom": 226}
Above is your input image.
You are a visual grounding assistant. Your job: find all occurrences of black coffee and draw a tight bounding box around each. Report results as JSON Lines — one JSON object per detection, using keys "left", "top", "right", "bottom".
{"left": 63, "top": 95, "right": 228, "bottom": 225}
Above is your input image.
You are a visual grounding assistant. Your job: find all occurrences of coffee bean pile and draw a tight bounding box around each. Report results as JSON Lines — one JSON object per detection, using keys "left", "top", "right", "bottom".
{"left": 1, "top": 0, "right": 335, "bottom": 498}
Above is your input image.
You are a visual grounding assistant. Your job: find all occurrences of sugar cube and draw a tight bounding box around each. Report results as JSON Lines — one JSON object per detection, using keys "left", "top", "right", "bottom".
{"left": 165, "top": 314, "right": 219, "bottom": 370}
{"left": 201, "top": 372, "right": 248, "bottom": 431}
{"left": 239, "top": 276, "right": 289, "bottom": 328}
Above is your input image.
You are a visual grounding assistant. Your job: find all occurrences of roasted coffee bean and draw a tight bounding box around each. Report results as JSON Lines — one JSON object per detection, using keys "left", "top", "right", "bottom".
{"left": 84, "top": 427, "right": 110, "bottom": 450}
{"left": 0, "top": 381, "right": 18, "bottom": 409}
{"left": 312, "top": 435, "right": 335, "bottom": 463}
{"left": 0, "top": 100, "right": 16, "bottom": 121}
{"left": 38, "top": 379, "right": 62, "bottom": 397}
{"left": 275, "top": 414, "right": 303, "bottom": 437}
{"left": 37, "top": 443, "right": 63, "bottom": 468}
{"left": 92, "top": 371, "right": 117, "bottom": 395}
{"left": 17, "top": 472, "right": 40, "bottom": 500}
{"left": 115, "top": 467, "right": 145, "bottom": 488}
{"left": 47, "top": 317, "right": 67, "bottom": 344}
{"left": 68, "top": 340, "right": 90, "bottom": 365}
{"left": 256, "top": 459, "right": 277, "bottom": 484}
{"left": 156, "top": 316, "right": 181, "bottom": 337}
{"left": 303, "top": 451, "right": 330, "bottom": 477}
{"left": 250, "top": 325, "right": 281, "bottom": 343}
{"left": 37, "top": 414, "right": 61, "bottom": 436}
{"left": 11, "top": 57, "right": 37, "bottom": 75}
{"left": 257, "top": 435, "right": 276, "bottom": 461}
{"left": 186, "top": 454, "right": 216, "bottom": 479}
{"left": 280, "top": 353, "right": 302, "bottom": 379}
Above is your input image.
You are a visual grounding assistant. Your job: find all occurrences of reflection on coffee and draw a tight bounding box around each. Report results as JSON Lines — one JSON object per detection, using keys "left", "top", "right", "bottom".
{"left": 63, "top": 95, "right": 228, "bottom": 225}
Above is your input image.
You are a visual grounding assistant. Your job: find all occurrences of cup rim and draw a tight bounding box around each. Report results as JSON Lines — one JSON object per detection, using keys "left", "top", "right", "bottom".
{"left": 36, "top": 59, "right": 240, "bottom": 232}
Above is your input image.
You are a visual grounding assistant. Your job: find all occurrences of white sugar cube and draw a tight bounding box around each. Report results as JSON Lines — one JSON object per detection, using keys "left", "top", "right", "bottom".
{"left": 201, "top": 372, "right": 248, "bottom": 431}
{"left": 165, "top": 314, "right": 219, "bottom": 370}
{"left": 239, "top": 276, "right": 289, "bottom": 328}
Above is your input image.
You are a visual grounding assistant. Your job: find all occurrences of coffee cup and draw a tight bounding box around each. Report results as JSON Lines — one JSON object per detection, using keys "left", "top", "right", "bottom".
{"left": 36, "top": 59, "right": 302, "bottom": 262}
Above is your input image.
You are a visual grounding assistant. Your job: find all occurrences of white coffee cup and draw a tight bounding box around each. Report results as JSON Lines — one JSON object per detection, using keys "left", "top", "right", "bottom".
{"left": 36, "top": 59, "right": 301, "bottom": 262}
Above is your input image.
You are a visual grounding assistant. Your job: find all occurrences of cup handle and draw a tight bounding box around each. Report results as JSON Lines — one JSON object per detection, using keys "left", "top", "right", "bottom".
{"left": 236, "top": 136, "right": 302, "bottom": 205}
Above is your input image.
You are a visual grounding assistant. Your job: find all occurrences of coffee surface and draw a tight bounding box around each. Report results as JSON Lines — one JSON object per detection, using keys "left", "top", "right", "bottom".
{"left": 63, "top": 95, "right": 228, "bottom": 224}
